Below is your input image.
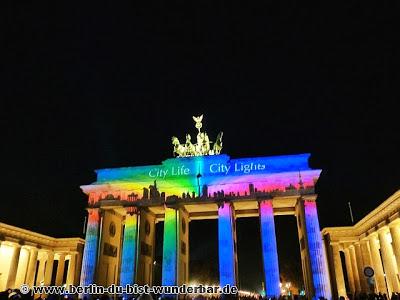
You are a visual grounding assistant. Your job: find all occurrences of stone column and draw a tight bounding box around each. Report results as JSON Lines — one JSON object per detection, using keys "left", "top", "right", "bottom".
{"left": 360, "top": 240, "right": 372, "bottom": 267}
{"left": 35, "top": 257, "right": 46, "bottom": 286}
{"left": 177, "top": 207, "right": 189, "bottom": 286}
{"left": 120, "top": 211, "right": 139, "bottom": 287}
{"left": 354, "top": 242, "right": 368, "bottom": 292}
{"left": 26, "top": 247, "right": 39, "bottom": 286}
{"left": 344, "top": 247, "right": 356, "bottom": 294}
{"left": 360, "top": 240, "right": 374, "bottom": 292}
{"left": 218, "top": 201, "right": 238, "bottom": 288}
{"left": 389, "top": 222, "right": 400, "bottom": 275}
{"left": 160, "top": 205, "right": 190, "bottom": 286}
{"left": 161, "top": 206, "right": 179, "bottom": 286}
{"left": 378, "top": 228, "right": 400, "bottom": 294}
{"left": 74, "top": 251, "right": 83, "bottom": 286}
{"left": 331, "top": 244, "right": 346, "bottom": 298}
{"left": 136, "top": 209, "right": 156, "bottom": 286}
{"left": 349, "top": 245, "right": 361, "bottom": 292}
{"left": 66, "top": 252, "right": 77, "bottom": 286}
{"left": 15, "top": 247, "right": 30, "bottom": 288}
{"left": 44, "top": 251, "right": 54, "bottom": 286}
{"left": 259, "top": 200, "right": 280, "bottom": 298}
{"left": 302, "top": 200, "right": 332, "bottom": 299}
{"left": 55, "top": 254, "right": 66, "bottom": 285}
{"left": 79, "top": 208, "right": 101, "bottom": 287}
{"left": 6, "top": 244, "right": 22, "bottom": 289}
{"left": 368, "top": 233, "right": 387, "bottom": 294}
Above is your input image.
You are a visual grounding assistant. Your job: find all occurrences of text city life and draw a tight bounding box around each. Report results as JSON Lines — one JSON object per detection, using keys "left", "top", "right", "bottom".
{"left": 148, "top": 162, "right": 267, "bottom": 179}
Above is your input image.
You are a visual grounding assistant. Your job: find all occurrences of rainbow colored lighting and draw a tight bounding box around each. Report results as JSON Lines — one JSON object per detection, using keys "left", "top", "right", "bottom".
{"left": 81, "top": 154, "right": 321, "bottom": 203}
{"left": 80, "top": 209, "right": 100, "bottom": 288}
{"left": 218, "top": 202, "right": 236, "bottom": 287}
{"left": 161, "top": 206, "right": 178, "bottom": 286}
{"left": 259, "top": 200, "right": 280, "bottom": 298}
{"left": 304, "top": 201, "right": 331, "bottom": 300}
{"left": 120, "top": 213, "right": 139, "bottom": 287}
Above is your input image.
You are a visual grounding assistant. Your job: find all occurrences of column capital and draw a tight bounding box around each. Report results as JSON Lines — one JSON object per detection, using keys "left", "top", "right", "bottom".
{"left": 26, "top": 245, "right": 39, "bottom": 251}
{"left": 86, "top": 207, "right": 99, "bottom": 212}
{"left": 330, "top": 242, "right": 342, "bottom": 247}
{"left": 342, "top": 242, "right": 354, "bottom": 249}
{"left": 217, "top": 200, "right": 232, "bottom": 209}
{"left": 13, "top": 242, "right": 22, "bottom": 249}
{"left": 257, "top": 198, "right": 273, "bottom": 204}
{"left": 389, "top": 218, "right": 400, "bottom": 228}
{"left": 57, "top": 253, "right": 66, "bottom": 259}
{"left": 377, "top": 226, "right": 390, "bottom": 234}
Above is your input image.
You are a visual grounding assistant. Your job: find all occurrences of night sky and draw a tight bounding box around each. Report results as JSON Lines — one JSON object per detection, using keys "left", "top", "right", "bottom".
{"left": 4, "top": 2, "right": 400, "bottom": 292}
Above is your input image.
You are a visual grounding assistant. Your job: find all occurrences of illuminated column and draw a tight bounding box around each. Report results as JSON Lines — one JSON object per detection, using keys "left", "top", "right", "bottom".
{"left": 344, "top": 247, "right": 355, "bottom": 294}
{"left": 177, "top": 207, "right": 190, "bottom": 285}
{"left": 354, "top": 242, "right": 368, "bottom": 292}
{"left": 136, "top": 209, "right": 156, "bottom": 285}
{"left": 218, "top": 201, "right": 238, "bottom": 288}
{"left": 44, "top": 251, "right": 54, "bottom": 286}
{"left": 26, "top": 247, "right": 38, "bottom": 286}
{"left": 15, "top": 247, "right": 30, "bottom": 288}
{"left": 360, "top": 240, "right": 372, "bottom": 268}
{"left": 302, "top": 200, "right": 332, "bottom": 299}
{"left": 258, "top": 200, "right": 280, "bottom": 298}
{"left": 66, "top": 252, "right": 77, "bottom": 286}
{"left": 389, "top": 222, "right": 400, "bottom": 275}
{"left": 35, "top": 257, "right": 46, "bottom": 285}
{"left": 378, "top": 228, "right": 400, "bottom": 294}
{"left": 349, "top": 245, "right": 361, "bottom": 292}
{"left": 360, "top": 240, "right": 373, "bottom": 292}
{"left": 162, "top": 206, "right": 178, "bottom": 286}
{"left": 331, "top": 244, "right": 346, "bottom": 298}
{"left": 6, "top": 244, "right": 21, "bottom": 288}
{"left": 79, "top": 208, "right": 101, "bottom": 287}
{"left": 55, "top": 254, "right": 66, "bottom": 285}
{"left": 75, "top": 252, "right": 83, "bottom": 286}
{"left": 368, "top": 234, "right": 387, "bottom": 294}
{"left": 120, "top": 211, "right": 139, "bottom": 287}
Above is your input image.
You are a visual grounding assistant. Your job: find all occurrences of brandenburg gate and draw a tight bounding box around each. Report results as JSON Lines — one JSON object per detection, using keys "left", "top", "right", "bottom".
{"left": 79, "top": 116, "right": 331, "bottom": 299}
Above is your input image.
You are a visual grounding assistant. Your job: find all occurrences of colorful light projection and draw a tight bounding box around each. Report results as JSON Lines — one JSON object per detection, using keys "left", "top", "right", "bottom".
{"left": 218, "top": 202, "right": 237, "bottom": 287}
{"left": 79, "top": 209, "right": 100, "bottom": 288}
{"left": 304, "top": 201, "right": 332, "bottom": 300}
{"left": 81, "top": 153, "right": 321, "bottom": 202}
{"left": 120, "top": 212, "right": 139, "bottom": 288}
{"left": 161, "top": 207, "right": 178, "bottom": 286}
{"left": 259, "top": 200, "right": 280, "bottom": 298}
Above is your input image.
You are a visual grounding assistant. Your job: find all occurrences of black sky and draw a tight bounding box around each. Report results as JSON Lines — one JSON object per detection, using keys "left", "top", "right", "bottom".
{"left": 4, "top": 2, "right": 400, "bottom": 291}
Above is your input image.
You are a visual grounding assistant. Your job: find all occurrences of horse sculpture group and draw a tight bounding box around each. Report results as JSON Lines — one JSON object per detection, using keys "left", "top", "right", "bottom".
{"left": 172, "top": 115, "right": 223, "bottom": 157}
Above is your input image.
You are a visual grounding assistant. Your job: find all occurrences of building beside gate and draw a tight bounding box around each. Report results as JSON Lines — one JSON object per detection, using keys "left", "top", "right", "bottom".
{"left": 323, "top": 190, "right": 400, "bottom": 299}
{"left": 0, "top": 222, "right": 84, "bottom": 291}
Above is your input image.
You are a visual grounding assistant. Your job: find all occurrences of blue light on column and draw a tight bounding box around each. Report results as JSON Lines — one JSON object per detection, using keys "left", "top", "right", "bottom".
{"left": 304, "top": 200, "right": 332, "bottom": 300}
{"left": 259, "top": 200, "right": 280, "bottom": 298}
{"left": 80, "top": 209, "right": 100, "bottom": 287}
{"left": 218, "top": 202, "right": 237, "bottom": 287}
